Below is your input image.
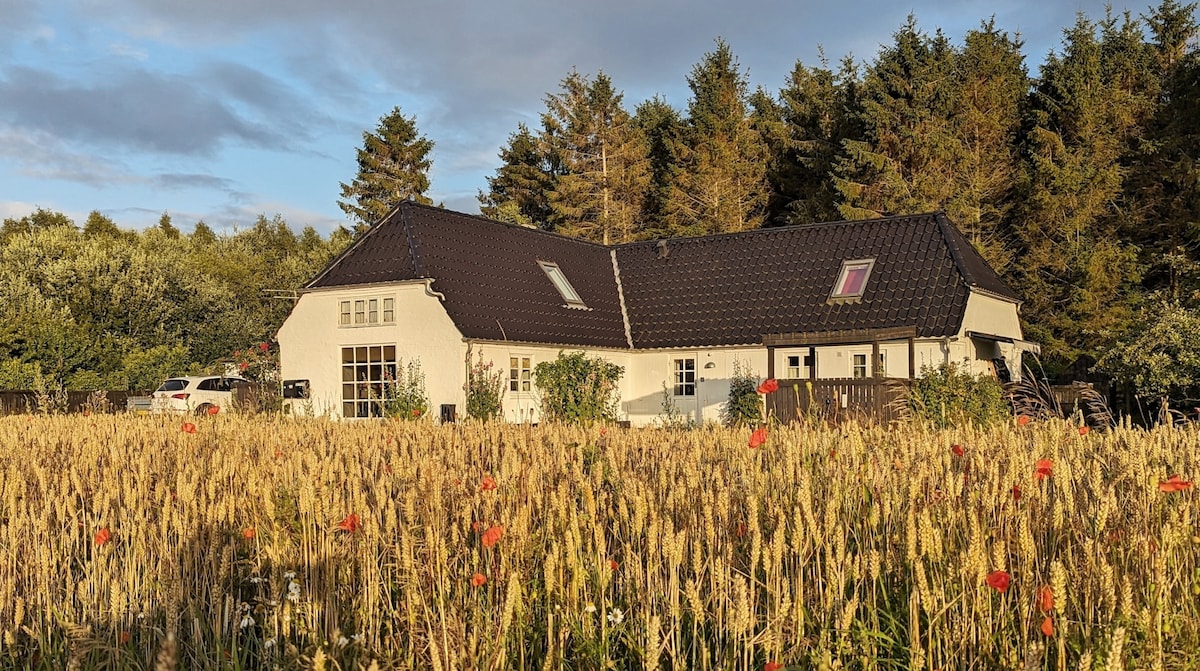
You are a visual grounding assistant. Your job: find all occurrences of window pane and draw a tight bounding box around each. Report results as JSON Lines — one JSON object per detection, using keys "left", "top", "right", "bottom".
{"left": 840, "top": 266, "right": 868, "bottom": 295}
{"left": 369, "top": 346, "right": 382, "bottom": 361}
{"left": 368, "top": 299, "right": 378, "bottom": 324}
{"left": 522, "top": 357, "right": 531, "bottom": 369}
{"left": 341, "top": 347, "right": 354, "bottom": 364}
{"left": 355, "top": 346, "right": 367, "bottom": 362}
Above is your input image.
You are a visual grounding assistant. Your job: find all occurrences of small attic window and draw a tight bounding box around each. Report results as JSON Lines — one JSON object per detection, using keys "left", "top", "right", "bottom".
{"left": 830, "top": 259, "right": 875, "bottom": 302}
{"left": 538, "top": 261, "right": 586, "bottom": 307}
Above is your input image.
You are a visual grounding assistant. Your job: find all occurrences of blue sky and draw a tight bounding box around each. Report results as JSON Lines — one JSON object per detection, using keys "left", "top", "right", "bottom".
{"left": 0, "top": 0, "right": 1165, "bottom": 235}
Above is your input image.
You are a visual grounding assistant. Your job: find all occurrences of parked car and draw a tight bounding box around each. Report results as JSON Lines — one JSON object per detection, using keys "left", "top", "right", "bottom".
{"left": 151, "top": 375, "right": 252, "bottom": 415}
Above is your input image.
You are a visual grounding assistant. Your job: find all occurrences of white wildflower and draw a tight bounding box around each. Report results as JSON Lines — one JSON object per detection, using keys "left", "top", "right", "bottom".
{"left": 240, "top": 614, "right": 255, "bottom": 629}
{"left": 607, "top": 608, "right": 624, "bottom": 625}
{"left": 584, "top": 603, "right": 596, "bottom": 614}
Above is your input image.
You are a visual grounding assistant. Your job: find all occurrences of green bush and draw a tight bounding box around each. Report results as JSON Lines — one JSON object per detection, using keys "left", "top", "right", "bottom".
{"left": 534, "top": 351, "right": 623, "bottom": 424}
{"left": 722, "top": 360, "right": 762, "bottom": 427}
{"left": 909, "top": 362, "right": 1008, "bottom": 428}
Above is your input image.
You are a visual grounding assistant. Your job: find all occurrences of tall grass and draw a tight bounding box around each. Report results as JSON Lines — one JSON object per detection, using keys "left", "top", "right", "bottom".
{"left": 0, "top": 415, "right": 1196, "bottom": 669}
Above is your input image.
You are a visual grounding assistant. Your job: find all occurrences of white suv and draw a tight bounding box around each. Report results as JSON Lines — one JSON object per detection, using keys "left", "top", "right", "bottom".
{"left": 151, "top": 376, "right": 251, "bottom": 415}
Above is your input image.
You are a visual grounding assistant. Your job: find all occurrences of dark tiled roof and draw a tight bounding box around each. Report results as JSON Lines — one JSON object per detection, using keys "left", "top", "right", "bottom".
{"left": 305, "top": 204, "right": 1019, "bottom": 349}
{"left": 614, "top": 212, "right": 1016, "bottom": 348}
{"left": 307, "top": 203, "right": 630, "bottom": 348}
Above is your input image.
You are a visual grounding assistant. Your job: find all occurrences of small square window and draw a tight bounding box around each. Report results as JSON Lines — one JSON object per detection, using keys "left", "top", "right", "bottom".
{"left": 510, "top": 356, "right": 532, "bottom": 392}
{"left": 852, "top": 354, "right": 868, "bottom": 379}
{"left": 830, "top": 259, "right": 875, "bottom": 301}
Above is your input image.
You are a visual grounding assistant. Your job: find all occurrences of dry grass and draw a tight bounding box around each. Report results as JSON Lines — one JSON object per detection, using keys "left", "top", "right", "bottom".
{"left": 0, "top": 414, "right": 1197, "bottom": 670}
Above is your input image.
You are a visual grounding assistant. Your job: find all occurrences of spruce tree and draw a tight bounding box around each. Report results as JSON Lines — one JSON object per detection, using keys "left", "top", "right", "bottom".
{"left": 540, "top": 70, "right": 651, "bottom": 244}
{"left": 633, "top": 96, "right": 683, "bottom": 236}
{"left": 662, "top": 39, "right": 770, "bottom": 236}
{"left": 478, "top": 123, "right": 557, "bottom": 229}
{"left": 338, "top": 106, "right": 434, "bottom": 232}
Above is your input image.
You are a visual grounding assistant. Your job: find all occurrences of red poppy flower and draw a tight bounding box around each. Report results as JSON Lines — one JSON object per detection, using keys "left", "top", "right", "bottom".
{"left": 482, "top": 525, "right": 504, "bottom": 548}
{"left": 94, "top": 527, "right": 112, "bottom": 546}
{"left": 985, "top": 570, "right": 1011, "bottom": 593}
{"left": 472, "top": 520, "right": 484, "bottom": 532}
{"left": 181, "top": 422, "right": 197, "bottom": 433}
{"left": 1012, "top": 484, "right": 1022, "bottom": 500}
{"left": 764, "top": 662, "right": 785, "bottom": 671}
{"left": 259, "top": 342, "right": 270, "bottom": 352}
{"left": 757, "top": 379, "right": 779, "bottom": 394}
{"left": 480, "top": 475, "right": 498, "bottom": 491}
{"left": 207, "top": 405, "right": 220, "bottom": 415}
{"left": 1159, "top": 475, "right": 1194, "bottom": 493}
{"left": 274, "top": 448, "right": 283, "bottom": 458}
{"left": 609, "top": 559, "right": 619, "bottom": 571}
{"left": 1034, "top": 459, "right": 1053, "bottom": 481}
{"left": 335, "top": 514, "right": 361, "bottom": 533}
{"left": 599, "top": 427, "right": 607, "bottom": 437}
{"left": 951, "top": 444, "right": 964, "bottom": 457}
{"left": 1040, "top": 616, "right": 1055, "bottom": 637}
{"left": 748, "top": 427, "right": 768, "bottom": 448}
{"left": 411, "top": 409, "right": 421, "bottom": 417}
{"left": 83, "top": 410, "right": 91, "bottom": 417}
{"left": 471, "top": 572, "right": 487, "bottom": 587}
{"left": 1037, "top": 585, "right": 1054, "bottom": 612}
{"left": 242, "top": 527, "right": 256, "bottom": 540}
{"left": 1078, "top": 425, "right": 1089, "bottom": 436}
{"left": 1017, "top": 415, "right": 1031, "bottom": 427}
{"left": 119, "top": 630, "right": 131, "bottom": 644}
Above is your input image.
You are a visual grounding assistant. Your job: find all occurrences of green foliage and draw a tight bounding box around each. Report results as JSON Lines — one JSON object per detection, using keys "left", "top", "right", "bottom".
{"left": 464, "top": 350, "right": 505, "bottom": 420}
{"left": 338, "top": 106, "right": 434, "bottom": 231}
{"left": 479, "top": 123, "right": 557, "bottom": 230}
{"left": 909, "top": 362, "right": 1009, "bottom": 428}
{"left": 721, "top": 360, "right": 762, "bottom": 427}
{"left": 120, "top": 344, "right": 195, "bottom": 392}
{"left": 1095, "top": 302, "right": 1200, "bottom": 402}
{"left": 382, "top": 360, "right": 430, "bottom": 420}
{"left": 0, "top": 358, "right": 42, "bottom": 390}
{"left": 534, "top": 351, "right": 623, "bottom": 424}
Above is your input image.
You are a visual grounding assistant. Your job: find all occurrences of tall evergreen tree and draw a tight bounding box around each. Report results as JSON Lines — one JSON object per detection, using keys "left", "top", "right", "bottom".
{"left": 1011, "top": 14, "right": 1145, "bottom": 365}
{"left": 338, "top": 106, "right": 434, "bottom": 233}
{"left": 478, "top": 123, "right": 557, "bottom": 229}
{"left": 662, "top": 39, "right": 770, "bottom": 236}
{"left": 762, "top": 53, "right": 862, "bottom": 226}
{"left": 833, "top": 18, "right": 963, "bottom": 221}
{"left": 539, "top": 70, "right": 651, "bottom": 244}
{"left": 633, "top": 96, "right": 683, "bottom": 236}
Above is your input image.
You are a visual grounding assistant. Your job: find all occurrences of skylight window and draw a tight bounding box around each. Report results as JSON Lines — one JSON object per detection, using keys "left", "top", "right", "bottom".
{"left": 538, "top": 261, "right": 586, "bottom": 308}
{"left": 830, "top": 259, "right": 875, "bottom": 302}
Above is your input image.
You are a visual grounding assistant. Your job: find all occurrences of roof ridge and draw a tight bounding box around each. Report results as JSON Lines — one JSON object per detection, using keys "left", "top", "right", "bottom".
{"left": 612, "top": 212, "right": 943, "bottom": 249}
{"left": 400, "top": 200, "right": 612, "bottom": 249}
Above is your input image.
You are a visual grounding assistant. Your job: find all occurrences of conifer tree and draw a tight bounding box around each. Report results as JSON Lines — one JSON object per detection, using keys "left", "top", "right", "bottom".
{"left": 540, "top": 70, "right": 651, "bottom": 244}
{"left": 762, "top": 54, "right": 862, "bottom": 226}
{"left": 338, "top": 107, "right": 434, "bottom": 232}
{"left": 478, "top": 123, "right": 557, "bottom": 229}
{"left": 633, "top": 96, "right": 683, "bottom": 236}
{"left": 662, "top": 39, "right": 769, "bottom": 236}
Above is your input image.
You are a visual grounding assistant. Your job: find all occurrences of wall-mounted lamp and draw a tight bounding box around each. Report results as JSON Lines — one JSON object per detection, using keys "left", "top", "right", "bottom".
{"left": 704, "top": 361, "right": 716, "bottom": 369}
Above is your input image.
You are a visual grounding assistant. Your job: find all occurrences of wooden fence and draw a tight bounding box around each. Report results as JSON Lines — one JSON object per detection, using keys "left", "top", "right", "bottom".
{"left": 766, "top": 378, "right": 911, "bottom": 424}
{"left": 0, "top": 390, "right": 147, "bottom": 415}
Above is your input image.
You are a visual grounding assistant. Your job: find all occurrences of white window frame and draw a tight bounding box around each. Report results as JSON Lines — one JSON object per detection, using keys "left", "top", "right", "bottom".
{"left": 673, "top": 358, "right": 696, "bottom": 397}
{"left": 830, "top": 259, "right": 875, "bottom": 302}
{"left": 509, "top": 355, "right": 533, "bottom": 393}
{"left": 339, "top": 295, "right": 397, "bottom": 327}
{"left": 785, "top": 353, "right": 814, "bottom": 379}
{"left": 538, "top": 261, "right": 587, "bottom": 308}
{"left": 341, "top": 344, "right": 397, "bottom": 418}
{"left": 852, "top": 353, "right": 869, "bottom": 379}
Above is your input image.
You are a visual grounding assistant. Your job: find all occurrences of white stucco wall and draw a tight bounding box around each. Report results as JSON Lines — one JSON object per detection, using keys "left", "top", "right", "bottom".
{"left": 956, "top": 290, "right": 1031, "bottom": 379}
{"left": 276, "top": 281, "right": 466, "bottom": 419}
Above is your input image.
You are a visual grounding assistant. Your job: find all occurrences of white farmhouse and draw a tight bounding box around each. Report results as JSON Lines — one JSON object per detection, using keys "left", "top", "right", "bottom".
{"left": 276, "top": 202, "right": 1037, "bottom": 424}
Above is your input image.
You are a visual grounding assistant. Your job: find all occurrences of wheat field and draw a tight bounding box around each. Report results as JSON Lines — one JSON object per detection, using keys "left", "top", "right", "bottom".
{"left": 0, "top": 414, "right": 1196, "bottom": 670}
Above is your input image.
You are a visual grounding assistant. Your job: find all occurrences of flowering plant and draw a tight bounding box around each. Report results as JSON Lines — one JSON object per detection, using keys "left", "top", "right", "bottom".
{"left": 464, "top": 350, "right": 504, "bottom": 420}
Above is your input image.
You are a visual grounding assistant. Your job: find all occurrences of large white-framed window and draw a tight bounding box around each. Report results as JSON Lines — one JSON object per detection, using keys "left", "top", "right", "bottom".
{"left": 830, "top": 259, "right": 875, "bottom": 302}
{"left": 339, "top": 295, "right": 397, "bottom": 327}
{"left": 509, "top": 356, "right": 533, "bottom": 393}
{"left": 786, "top": 353, "right": 814, "bottom": 378}
{"left": 341, "top": 345, "right": 397, "bottom": 418}
{"left": 673, "top": 358, "right": 696, "bottom": 396}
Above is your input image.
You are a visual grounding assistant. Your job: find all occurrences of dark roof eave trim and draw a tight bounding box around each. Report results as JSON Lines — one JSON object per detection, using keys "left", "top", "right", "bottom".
{"left": 969, "top": 286, "right": 1023, "bottom": 307}
{"left": 763, "top": 326, "right": 919, "bottom": 347}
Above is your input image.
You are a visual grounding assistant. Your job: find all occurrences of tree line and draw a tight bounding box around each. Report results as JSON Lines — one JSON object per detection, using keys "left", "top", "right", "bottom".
{"left": 344, "top": 2, "right": 1200, "bottom": 400}
{"left": 0, "top": 210, "right": 350, "bottom": 392}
